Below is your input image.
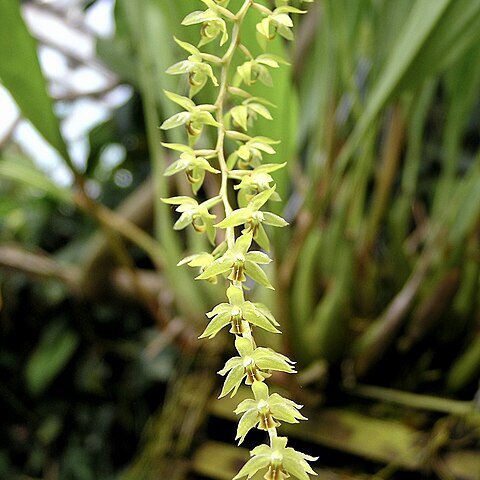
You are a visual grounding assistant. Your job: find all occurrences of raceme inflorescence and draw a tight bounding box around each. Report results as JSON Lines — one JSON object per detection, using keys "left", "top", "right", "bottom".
{"left": 161, "top": 1, "right": 317, "bottom": 479}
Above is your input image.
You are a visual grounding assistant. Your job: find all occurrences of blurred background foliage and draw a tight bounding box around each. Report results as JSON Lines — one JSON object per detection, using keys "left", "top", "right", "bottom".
{"left": 1, "top": 0, "right": 480, "bottom": 479}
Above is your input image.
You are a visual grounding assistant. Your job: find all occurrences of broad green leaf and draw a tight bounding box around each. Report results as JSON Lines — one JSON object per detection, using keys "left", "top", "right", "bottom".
{"left": 336, "top": 0, "right": 480, "bottom": 175}
{"left": 118, "top": 0, "right": 211, "bottom": 320}
{"left": 0, "top": 1, "right": 69, "bottom": 161}
{"left": 25, "top": 322, "right": 80, "bottom": 396}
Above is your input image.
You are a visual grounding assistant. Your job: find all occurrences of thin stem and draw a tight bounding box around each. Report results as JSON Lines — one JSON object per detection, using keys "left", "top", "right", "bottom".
{"left": 347, "top": 384, "right": 479, "bottom": 418}
{"left": 74, "top": 190, "right": 166, "bottom": 271}
{"left": 268, "top": 427, "right": 278, "bottom": 442}
{"left": 215, "top": 0, "right": 252, "bottom": 249}
{"left": 211, "top": 0, "right": 282, "bottom": 446}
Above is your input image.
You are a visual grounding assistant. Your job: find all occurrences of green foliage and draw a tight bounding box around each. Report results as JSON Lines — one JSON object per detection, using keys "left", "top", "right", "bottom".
{"left": 0, "top": 0, "right": 70, "bottom": 161}
{"left": 25, "top": 321, "right": 80, "bottom": 396}
{"left": 2, "top": 0, "right": 480, "bottom": 478}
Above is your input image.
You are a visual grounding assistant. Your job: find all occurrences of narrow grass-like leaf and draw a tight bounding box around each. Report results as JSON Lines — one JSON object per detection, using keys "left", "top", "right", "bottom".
{"left": 0, "top": 0, "right": 70, "bottom": 161}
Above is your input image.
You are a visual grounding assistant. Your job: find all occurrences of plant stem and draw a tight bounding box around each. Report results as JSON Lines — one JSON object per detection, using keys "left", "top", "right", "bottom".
{"left": 215, "top": 0, "right": 251, "bottom": 249}
{"left": 347, "top": 384, "right": 480, "bottom": 419}
{"left": 213, "top": 0, "right": 280, "bottom": 445}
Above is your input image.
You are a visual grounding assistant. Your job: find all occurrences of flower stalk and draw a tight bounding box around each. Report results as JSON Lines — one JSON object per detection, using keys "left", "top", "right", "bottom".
{"left": 161, "top": 1, "right": 316, "bottom": 478}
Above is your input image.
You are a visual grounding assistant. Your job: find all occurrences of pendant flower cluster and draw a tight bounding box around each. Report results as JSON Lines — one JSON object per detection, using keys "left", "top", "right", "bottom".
{"left": 161, "top": 1, "right": 316, "bottom": 479}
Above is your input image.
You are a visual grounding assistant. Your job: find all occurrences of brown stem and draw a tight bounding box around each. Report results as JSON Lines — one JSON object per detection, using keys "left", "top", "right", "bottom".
{"left": 0, "top": 244, "right": 80, "bottom": 292}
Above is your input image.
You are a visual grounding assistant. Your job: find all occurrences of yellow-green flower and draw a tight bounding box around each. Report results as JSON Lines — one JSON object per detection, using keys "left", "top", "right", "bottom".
{"left": 161, "top": 195, "right": 221, "bottom": 244}
{"left": 234, "top": 436, "right": 317, "bottom": 480}
{"left": 199, "top": 285, "right": 281, "bottom": 338}
{"left": 218, "top": 336, "right": 295, "bottom": 398}
{"left": 234, "top": 382, "right": 306, "bottom": 444}
{"left": 196, "top": 232, "right": 274, "bottom": 288}
{"left": 215, "top": 189, "right": 288, "bottom": 251}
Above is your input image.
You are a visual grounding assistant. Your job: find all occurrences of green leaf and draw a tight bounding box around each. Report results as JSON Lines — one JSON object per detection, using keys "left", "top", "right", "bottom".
{"left": 0, "top": 0, "right": 70, "bottom": 161}
{"left": 336, "top": 0, "right": 480, "bottom": 174}
{"left": 25, "top": 322, "right": 80, "bottom": 396}
{"left": 0, "top": 156, "right": 73, "bottom": 203}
